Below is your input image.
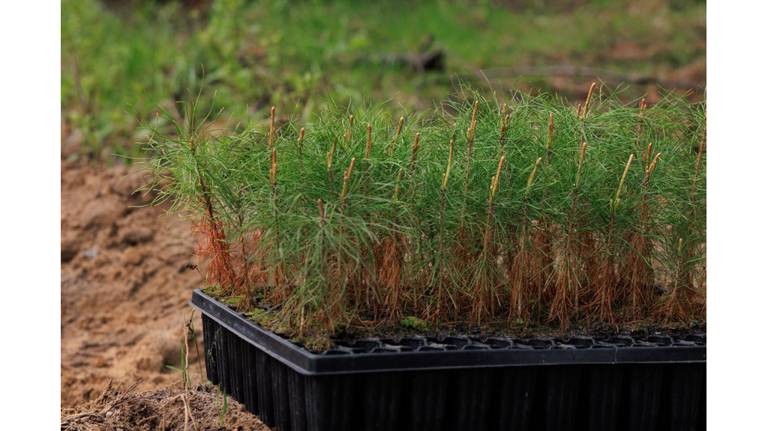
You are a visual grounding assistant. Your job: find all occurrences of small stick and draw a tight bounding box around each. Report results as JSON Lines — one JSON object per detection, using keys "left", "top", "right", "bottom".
{"left": 635, "top": 98, "right": 647, "bottom": 148}
{"left": 693, "top": 138, "right": 705, "bottom": 178}
{"left": 297, "top": 127, "right": 305, "bottom": 149}
{"left": 612, "top": 153, "right": 635, "bottom": 211}
{"left": 441, "top": 137, "right": 455, "bottom": 191}
{"left": 317, "top": 199, "right": 325, "bottom": 225}
{"left": 268, "top": 106, "right": 276, "bottom": 148}
{"left": 575, "top": 141, "right": 588, "bottom": 188}
{"left": 488, "top": 154, "right": 506, "bottom": 204}
{"left": 297, "top": 127, "right": 306, "bottom": 172}
{"left": 467, "top": 100, "right": 479, "bottom": 150}
{"left": 326, "top": 139, "right": 337, "bottom": 186}
{"left": 645, "top": 152, "right": 661, "bottom": 181}
{"left": 387, "top": 116, "right": 405, "bottom": 155}
{"left": 343, "top": 114, "right": 354, "bottom": 145}
{"left": 326, "top": 140, "right": 336, "bottom": 171}
{"left": 643, "top": 142, "right": 654, "bottom": 167}
{"left": 392, "top": 167, "right": 405, "bottom": 201}
{"left": 579, "top": 82, "right": 597, "bottom": 120}
{"left": 690, "top": 137, "right": 706, "bottom": 199}
{"left": 269, "top": 147, "right": 278, "bottom": 186}
{"left": 545, "top": 112, "right": 555, "bottom": 162}
{"left": 343, "top": 157, "right": 357, "bottom": 183}
{"left": 525, "top": 157, "right": 543, "bottom": 197}
{"left": 465, "top": 101, "right": 480, "bottom": 191}
{"left": 340, "top": 157, "right": 356, "bottom": 204}
{"left": 365, "top": 123, "right": 373, "bottom": 159}
{"left": 408, "top": 132, "right": 421, "bottom": 173}
{"left": 499, "top": 103, "right": 511, "bottom": 149}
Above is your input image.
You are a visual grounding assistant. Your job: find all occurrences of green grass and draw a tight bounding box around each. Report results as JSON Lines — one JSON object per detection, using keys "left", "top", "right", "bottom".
{"left": 150, "top": 88, "right": 705, "bottom": 350}
{"left": 62, "top": 0, "right": 705, "bottom": 160}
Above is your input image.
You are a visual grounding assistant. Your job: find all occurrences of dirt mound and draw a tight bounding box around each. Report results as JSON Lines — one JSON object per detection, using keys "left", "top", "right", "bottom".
{"left": 61, "top": 160, "right": 269, "bottom": 428}
{"left": 61, "top": 382, "right": 268, "bottom": 431}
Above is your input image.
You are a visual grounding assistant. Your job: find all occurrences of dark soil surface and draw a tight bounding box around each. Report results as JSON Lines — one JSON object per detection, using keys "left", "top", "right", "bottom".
{"left": 61, "top": 160, "right": 269, "bottom": 429}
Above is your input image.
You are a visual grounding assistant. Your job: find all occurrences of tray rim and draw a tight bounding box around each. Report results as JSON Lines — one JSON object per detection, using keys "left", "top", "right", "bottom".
{"left": 191, "top": 289, "right": 706, "bottom": 376}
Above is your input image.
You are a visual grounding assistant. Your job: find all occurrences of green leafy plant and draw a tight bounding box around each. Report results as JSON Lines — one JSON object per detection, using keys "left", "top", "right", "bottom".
{"left": 150, "top": 86, "right": 705, "bottom": 350}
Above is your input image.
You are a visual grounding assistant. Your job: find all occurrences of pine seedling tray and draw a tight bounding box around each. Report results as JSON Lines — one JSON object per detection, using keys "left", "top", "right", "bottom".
{"left": 192, "top": 289, "right": 705, "bottom": 431}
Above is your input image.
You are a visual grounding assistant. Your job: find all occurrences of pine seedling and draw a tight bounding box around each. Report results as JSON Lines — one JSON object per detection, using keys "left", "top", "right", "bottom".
{"left": 470, "top": 154, "right": 506, "bottom": 324}
{"left": 508, "top": 157, "right": 543, "bottom": 322}
{"left": 526, "top": 111, "right": 557, "bottom": 320}
{"left": 589, "top": 153, "right": 635, "bottom": 323}
{"left": 455, "top": 101, "right": 481, "bottom": 278}
{"left": 377, "top": 126, "right": 416, "bottom": 320}
{"left": 658, "top": 135, "right": 706, "bottom": 322}
{"left": 150, "top": 91, "right": 706, "bottom": 347}
{"left": 464, "top": 100, "right": 480, "bottom": 191}
{"left": 549, "top": 141, "right": 589, "bottom": 328}
{"left": 267, "top": 107, "right": 286, "bottom": 301}
{"left": 181, "top": 102, "right": 238, "bottom": 297}
{"left": 622, "top": 146, "right": 661, "bottom": 320}
{"left": 426, "top": 135, "right": 459, "bottom": 321}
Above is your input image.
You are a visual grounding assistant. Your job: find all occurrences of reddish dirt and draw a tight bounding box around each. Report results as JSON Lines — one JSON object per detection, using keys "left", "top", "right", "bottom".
{"left": 61, "top": 159, "right": 268, "bottom": 429}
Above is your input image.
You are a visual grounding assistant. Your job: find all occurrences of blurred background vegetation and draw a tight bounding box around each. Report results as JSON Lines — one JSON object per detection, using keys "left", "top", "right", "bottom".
{"left": 61, "top": 0, "right": 705, "bottom": 161}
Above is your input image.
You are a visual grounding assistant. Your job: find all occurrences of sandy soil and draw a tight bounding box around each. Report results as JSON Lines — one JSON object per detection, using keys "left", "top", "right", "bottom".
{"left": 61, "top": 382, "right": 267, "bottom": 430}
{"left": 61, "top": 159, "right": 268, "bottom": 429}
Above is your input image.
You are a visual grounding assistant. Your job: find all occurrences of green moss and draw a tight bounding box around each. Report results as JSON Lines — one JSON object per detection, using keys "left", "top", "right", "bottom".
{"left": 400, "top": 316, "right": 430, "bottom": 332}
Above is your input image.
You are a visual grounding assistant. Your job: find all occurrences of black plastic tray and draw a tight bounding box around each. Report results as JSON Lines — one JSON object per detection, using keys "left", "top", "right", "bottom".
{"left": 191, "top": 289, "right": 704, "bottom": 375}
{"left": 191, "top": 289, "right": 706, "bottom": 431}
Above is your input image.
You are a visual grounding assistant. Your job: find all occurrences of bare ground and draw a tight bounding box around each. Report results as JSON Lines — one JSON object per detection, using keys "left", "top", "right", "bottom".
{"left": 61, "top": 160, "right": 268, "bottom": 429}
{"left": 61, "top": 383, "right": 267, "bottom": 430}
